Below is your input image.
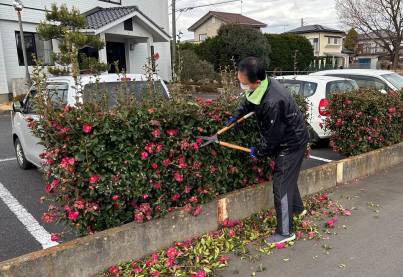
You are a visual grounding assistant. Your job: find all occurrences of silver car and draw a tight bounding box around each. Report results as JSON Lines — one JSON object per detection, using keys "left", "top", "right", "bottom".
{"left": 11, "top": 74, "right": 170, "bottom": 169}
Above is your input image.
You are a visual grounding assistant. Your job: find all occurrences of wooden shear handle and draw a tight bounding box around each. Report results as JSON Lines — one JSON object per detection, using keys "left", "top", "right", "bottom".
{"left": 218, "top": 141, "right": 251, "bottom": 153}
{"left": 216, "top": 112, "right": 255, "bottom": 136}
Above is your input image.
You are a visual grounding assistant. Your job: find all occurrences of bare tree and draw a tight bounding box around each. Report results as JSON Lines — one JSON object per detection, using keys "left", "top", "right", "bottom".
{"left": 336, "top": 0, "right": 402, "bottom": 69}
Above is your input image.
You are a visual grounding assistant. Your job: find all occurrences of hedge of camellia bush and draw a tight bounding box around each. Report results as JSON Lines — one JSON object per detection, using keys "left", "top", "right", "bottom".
{"left": 32, "top": 80, "right": 308, "bottom": 236}
{"left": 324, "top": 90, "right": 402, "bottom": 156}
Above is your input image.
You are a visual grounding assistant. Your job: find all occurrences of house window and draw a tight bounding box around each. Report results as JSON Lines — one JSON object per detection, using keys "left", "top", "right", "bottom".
{"left": 334, "top": 37, "right": 338, "bottom": 44}
{"left": 99, "top": 0, "right": 122, "bottom": 4}
{"left": 124, "top": 18, "right": 133, "bottom": 31}
{"left": 199, "top": 33, "right": 208, "bottom": 42}
{"left": 15, "top": 31, "right": 53, "bottom": 66}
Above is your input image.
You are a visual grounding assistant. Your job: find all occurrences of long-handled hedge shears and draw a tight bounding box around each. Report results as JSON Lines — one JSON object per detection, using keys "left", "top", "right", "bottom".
{"left": 197, "top": 112, "right": 255, "bottom": 153}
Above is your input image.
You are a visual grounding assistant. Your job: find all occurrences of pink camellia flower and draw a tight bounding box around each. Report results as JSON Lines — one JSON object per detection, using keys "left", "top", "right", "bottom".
{"left": 152, "top": 182, "right": 161, "bottom": 190}
{"left": 60, "top": 157, "right": 75, "bottom": 169}
{"left": 74, "top": 200, "right": 85, "bottom": 210}
{"left": 89, "top": 175, "right": 99, "bottom": 184}
{"left": 50, "top": 233, "right": 59, "bottom": 242}
{"left": 343, "top": 209, "right": 352, "bottom": 216}
{"left": 133, "top": 266, "right": 142, "bottom": 273}
{"left": 151, "top": 253, "right": 159, "bottom": 264}
{"left": 388, "top": 106, "right": 396, "bottom": 114}
{"left": 140, "top": 151, "right": 149, "bottom": 160}
{"left": 151, "top": 163, "right": 158, "bottom": 169}
{"left": 151, "top": 128, "right": 161, "bottom": 138}
{"left": 189, "top": 196, "right": 198, "bottom": 203}
{"left": 44, "top": 184, "right": 53, "bottom": 193}
{"left": 219, "top": 256, "right": 230, "bottom": 265}
{"left": 326, "top": 219, "right": 335, "bottom": 228}
{"left": 143, "top": 194, "right": 149, "bottom": 200}
{"left": 134, "top": 212, "right": 144, "bottom": 223}
{"left": 155, "top": 143, "right": 163, "bottom": 153}
{"left": 196, "top": 137, "right": 203, "bottom": 144}
{"left": 295, "top": 230, "right": 304, "bottom": 240}
{"left": 166, "top": 129, "right": 178, "bottom": 137}
{"left": 108, "top": 265, "right": 120, "bottom": 275}
{"left": 275, "top": 242, "right": 286, "bottom": 249}
{"left": 193, "top": 205, "right": 202, "bottom": 216}
{"left": 162, "top": 159, "right": 170, "bottom": 167}
{"left": 166, "top": 247, "right": 179, "bottom": 258}
{"left": 171, "top": 194, "right": 180, "bottom": 201}
{"left": 68, "top": 211, "right": 79, "bottom": 221}
{"left": 148, "top": 108, "right": 156, "bottom": 114}
{"left": 174, "top": 172, "right": 183, "bottom": 183}
{"left": 308, "top": 231, "right": 316, "bottom": 240}
{"left": 210, "top": 165, "right": 217, "bottom": 173}
{"left": 42, "top": 212, "right": 55, "bottom": 223}
{"left": 111, "top": 195, "right": 120, "bottom": 201}
{"left": 184, "top": 185, "right": 191, "bottom": 194}
{"left": 82, "top": 123, "right": 93, "bottom": 134}
{"left": 153, "top": 52, "right": 160, "bottom": 61}
{"left": 64, "top": 205, "right": 72, "bottom": 213}
{"left": 191, "top": 142, "right": 200, "bottom": 151}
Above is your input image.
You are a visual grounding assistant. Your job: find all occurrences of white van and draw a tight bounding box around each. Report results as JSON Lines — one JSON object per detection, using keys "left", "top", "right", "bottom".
{"left": 11, "top": 74, "right": 170, "bottom": 169}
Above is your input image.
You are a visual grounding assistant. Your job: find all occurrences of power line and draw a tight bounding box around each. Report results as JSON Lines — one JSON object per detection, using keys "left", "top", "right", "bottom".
{"left": 169, "top": 0, "right": 241, "bottom": 14}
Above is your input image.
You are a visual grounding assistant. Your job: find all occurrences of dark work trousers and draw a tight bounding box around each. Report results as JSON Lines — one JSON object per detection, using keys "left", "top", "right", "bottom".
{"left": 272, "top": 147, "right": 305, "bottom": 236}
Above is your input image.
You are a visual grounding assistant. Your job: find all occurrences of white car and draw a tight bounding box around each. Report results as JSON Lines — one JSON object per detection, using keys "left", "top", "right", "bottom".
{"left": 276, "top": 75, "right": 359, "bottom": 141}
{"left": 11, "top": 74, "right": 170, "bottom": 169}
{"left": 310, "top": 69, "right": 403, "bottom": 92}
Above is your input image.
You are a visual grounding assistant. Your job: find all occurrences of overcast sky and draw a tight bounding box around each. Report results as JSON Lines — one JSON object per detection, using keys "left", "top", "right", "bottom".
{"left": 170, "top": 0, "right": 345, "bottom": 40}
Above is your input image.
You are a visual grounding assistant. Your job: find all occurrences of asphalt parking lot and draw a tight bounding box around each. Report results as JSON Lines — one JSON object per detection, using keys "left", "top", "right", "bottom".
{"left": 0, "top": 110, "right": 343, "bottom": 262}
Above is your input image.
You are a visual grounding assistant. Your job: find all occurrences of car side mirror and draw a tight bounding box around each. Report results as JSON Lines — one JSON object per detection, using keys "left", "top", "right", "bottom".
{"left": 12, "top": 100, "right": 23, "bottom": 113}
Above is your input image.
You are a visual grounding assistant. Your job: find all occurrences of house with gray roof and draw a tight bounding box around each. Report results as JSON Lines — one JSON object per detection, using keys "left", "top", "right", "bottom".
{"left": 0, "top": 0, "right": 171, "bottom": 103}
{"left": 286, "top": 24, "right": 350, "bottom": 68}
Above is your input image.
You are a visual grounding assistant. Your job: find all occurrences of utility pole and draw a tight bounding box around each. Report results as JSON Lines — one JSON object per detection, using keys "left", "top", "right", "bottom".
{"left": 171, "top": 0, "right": 176, "bottom": 81}
{"left": 13, "top": 0, "right": 31, "bottom": 87}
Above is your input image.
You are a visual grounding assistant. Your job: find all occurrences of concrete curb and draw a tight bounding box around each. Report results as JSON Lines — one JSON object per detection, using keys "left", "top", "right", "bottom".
{"left": 1, "top": 142, "right": 402, "bottom": 277}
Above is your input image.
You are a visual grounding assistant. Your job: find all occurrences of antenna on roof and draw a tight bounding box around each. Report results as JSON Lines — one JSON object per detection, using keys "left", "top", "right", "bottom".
{"left": 241, "top": 0, "right": 243, "bottom": 14}
{"left": 301, "top": 18, "right": 304, "bottom": 27}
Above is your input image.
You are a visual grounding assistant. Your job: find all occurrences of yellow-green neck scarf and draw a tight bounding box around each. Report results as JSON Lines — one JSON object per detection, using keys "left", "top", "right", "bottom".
{"left": 246, "top": 78, "right": 269, "bottom": 105}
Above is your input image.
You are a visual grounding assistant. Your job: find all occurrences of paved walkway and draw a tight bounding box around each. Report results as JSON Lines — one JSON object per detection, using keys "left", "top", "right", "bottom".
{"left": 220, "top": 164, "right": 403, "bottom": 277}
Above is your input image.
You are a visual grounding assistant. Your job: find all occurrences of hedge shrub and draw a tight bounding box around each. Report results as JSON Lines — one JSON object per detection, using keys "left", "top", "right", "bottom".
{"left": 325, "top": 90, "right": 402, "bottom": 156}
{"left": 32, "top": 81, "right": 308, "bottom": 236}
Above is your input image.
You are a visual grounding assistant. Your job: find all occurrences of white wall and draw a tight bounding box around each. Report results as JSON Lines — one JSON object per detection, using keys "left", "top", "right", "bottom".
{"left": 0, "top": 0, "right": 171, "bottom": 97}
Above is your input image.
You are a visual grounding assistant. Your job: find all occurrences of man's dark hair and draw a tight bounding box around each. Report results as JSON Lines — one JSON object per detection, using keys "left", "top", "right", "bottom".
{"left": 238, "top": 57, "right": 266, "bottom": 83}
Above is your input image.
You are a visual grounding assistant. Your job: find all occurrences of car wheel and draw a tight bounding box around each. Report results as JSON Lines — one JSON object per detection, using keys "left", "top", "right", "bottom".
{"left": 14, "top": 138, "right": 32, "bottom": 170}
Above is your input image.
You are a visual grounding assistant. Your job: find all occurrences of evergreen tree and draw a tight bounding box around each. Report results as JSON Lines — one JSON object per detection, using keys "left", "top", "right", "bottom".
{"left": 37, "top": 4, "right": 107, "bottom": 79}
{"left": 344, "top": 28, "right": 359, "bottom": 52}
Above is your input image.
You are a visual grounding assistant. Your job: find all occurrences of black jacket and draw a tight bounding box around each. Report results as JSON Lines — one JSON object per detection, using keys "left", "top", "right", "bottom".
{"left": 232, "top": 78, "right": 309, "bottom": 158}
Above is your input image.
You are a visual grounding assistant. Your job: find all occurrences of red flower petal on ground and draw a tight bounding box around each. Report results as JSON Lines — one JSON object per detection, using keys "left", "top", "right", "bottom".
{"left": 308, "top": 231, "right": 316, "bottom": 239}
{"left": 275, "top": 242, "right": 285, "bottom": 249}
{"left": 343, "top": 209, "right": 352, "bottom": 216}
{"left": 295, "top": 230, "right": 304, "bottom": 240}
{"left": 82, "top": 123, "right": 93, "bottom": 134}
{"left": 108, "top": 265, "right": 120, "bottom": 275}
{"left": 166, "top": 247, "right": 179, "bottom": 258}
{"left": 219, "top": 255, "right": 230, "bottom": 264}
{"left": 326, "top": 219, "right": 335, "bottom": 228}
{"left": 228, "top": 229, "right": 236, "bottom": 238}
{"left": 89, "top": 175, "right": 99, "bottom": 184}
{"left": 42, "top": 212, "right": 55, "bottom": 223}
{"left": 190, "top": 272, "right": 205, "bottom": 277}
{"left": 152, "top": 271, "right": 160, "bottom": 277}
{"left": 50, "top": 233, "right": 59, "bottom": 242}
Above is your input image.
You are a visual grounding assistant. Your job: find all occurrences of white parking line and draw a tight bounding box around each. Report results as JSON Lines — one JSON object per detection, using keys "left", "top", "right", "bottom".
{"left": 0, "top": 157, "right": 17, "bottom": 163}
{"left": 0, "top": 181, "right": 59, "bottom": 249}
{"left": 309, "top": 155, "right": 333, "bottom": 163}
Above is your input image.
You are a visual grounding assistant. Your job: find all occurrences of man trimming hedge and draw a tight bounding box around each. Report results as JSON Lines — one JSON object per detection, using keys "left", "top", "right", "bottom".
{"left": 227, "top": 57, "right": 309, "bottom": 244}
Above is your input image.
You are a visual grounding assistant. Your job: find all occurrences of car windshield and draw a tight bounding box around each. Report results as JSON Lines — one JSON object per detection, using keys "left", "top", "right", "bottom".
{"left": 83, "top": 80, "right": 169, "bottom": 107}
{"left": 381, "top": 73, "right": 403, "bottom": 90}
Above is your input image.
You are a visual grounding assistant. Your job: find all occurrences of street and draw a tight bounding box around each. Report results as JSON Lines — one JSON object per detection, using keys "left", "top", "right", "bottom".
{"left": 0, "top": 110, "right": 342, "bottom": 262}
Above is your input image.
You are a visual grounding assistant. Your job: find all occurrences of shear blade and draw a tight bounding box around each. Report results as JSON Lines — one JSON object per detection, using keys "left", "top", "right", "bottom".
{"left": 198, "top": 135, "right": 218, "bottom": 147}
